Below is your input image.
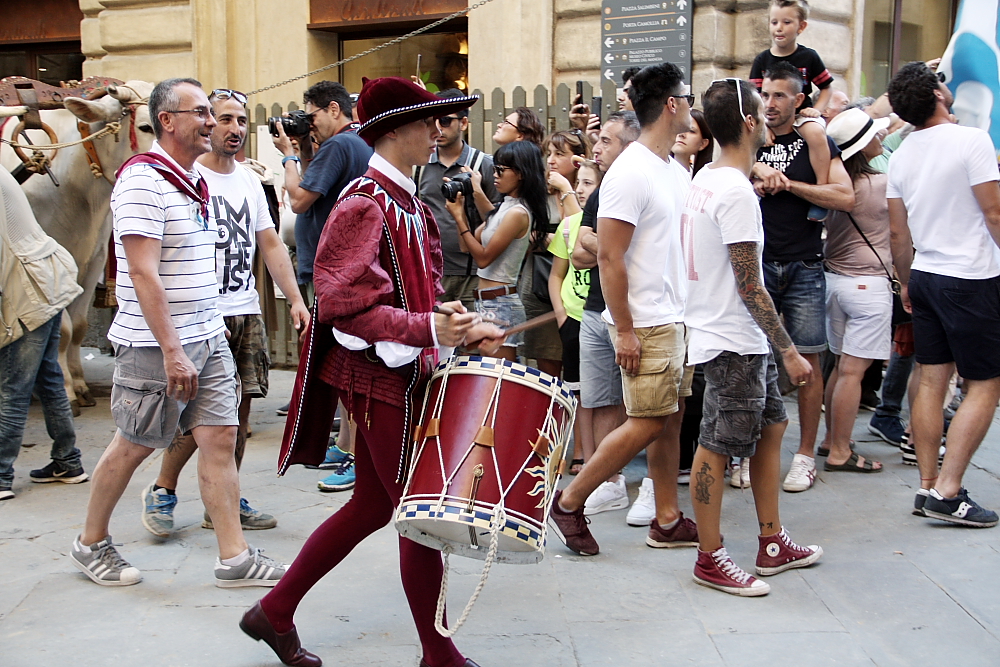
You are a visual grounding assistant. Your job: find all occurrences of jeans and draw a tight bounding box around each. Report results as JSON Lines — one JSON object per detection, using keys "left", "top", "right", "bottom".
{"left": 874, "top": 348, "right": 914, "bottom": 419}
{"left": 0, "top": 312, "right": 79, "bottom": 488}
{"left": 762, "top": 260, "right": 828, "bottom": 353}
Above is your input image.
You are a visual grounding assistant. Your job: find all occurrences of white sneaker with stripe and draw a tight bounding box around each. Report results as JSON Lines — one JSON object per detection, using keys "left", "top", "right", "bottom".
{"left": 70, "top": 535, "right": 142, "bottom": 586}
{"left": 214, "top": 545, "right": 287, "bottom": 588}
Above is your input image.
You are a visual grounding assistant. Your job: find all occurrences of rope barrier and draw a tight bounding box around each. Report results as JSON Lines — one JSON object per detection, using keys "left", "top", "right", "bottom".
{"left": 246, "top": 0, "right": 499, "bottom": 97}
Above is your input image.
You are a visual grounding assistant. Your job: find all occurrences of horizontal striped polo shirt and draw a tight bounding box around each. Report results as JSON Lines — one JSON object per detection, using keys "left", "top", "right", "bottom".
{"left": 108, "top": 141, "right": 225, "bottom": 347}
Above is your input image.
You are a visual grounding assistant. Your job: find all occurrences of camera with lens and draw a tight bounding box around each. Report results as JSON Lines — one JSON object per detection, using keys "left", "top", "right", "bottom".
{"left": 268, "top": 109, "right": 311, "bottom": 137}
{"left": 441, "top": 172, "right": 474, "bottom": 203}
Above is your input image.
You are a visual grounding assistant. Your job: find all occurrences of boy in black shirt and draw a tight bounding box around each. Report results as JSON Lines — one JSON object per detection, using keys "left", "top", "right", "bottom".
{"left": 749, "top": 0, "right": 833, "bottom": 113}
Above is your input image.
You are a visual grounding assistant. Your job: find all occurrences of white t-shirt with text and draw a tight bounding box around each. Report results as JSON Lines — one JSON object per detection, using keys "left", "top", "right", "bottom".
{"left": 197, "top": 162, "right": 275, "bottom": 317}
{"left": 887, "top": 123, "right": 1000, "bottom": 280}
{"left": 683, "top": 165, "right": 769, "bottom": 364}
{"left": 597, "top": 141, "right": 690, "bottom": 328}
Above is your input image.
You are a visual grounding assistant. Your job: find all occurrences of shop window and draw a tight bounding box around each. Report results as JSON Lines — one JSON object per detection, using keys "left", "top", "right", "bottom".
{"left": 0, "top": 43, "right": 84, "bottom": 86}
{"left": 862, "top": 0, "right": 955, "bottom": 97}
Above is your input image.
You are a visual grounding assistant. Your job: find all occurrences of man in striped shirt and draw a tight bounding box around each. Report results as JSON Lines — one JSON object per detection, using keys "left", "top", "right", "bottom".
{"left": 70, "top": 78, "right": 288, "bottom": 588}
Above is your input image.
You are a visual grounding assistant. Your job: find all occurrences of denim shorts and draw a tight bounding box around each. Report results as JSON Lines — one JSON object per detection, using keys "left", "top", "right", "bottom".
{"left": 111, "top": 333, "right": 238, "bottom": 449}
{"left": 909, "top": 270, "right": 1000, "bottom": 380}
{"left": 763, "top": 260, "right": 828, "bottom": 353}
{"left": 579, "top": 310, "right": 623, "bottom": 408}
{"left": 475, "top": 293, "right": 526, "bottom": 348}
{"left": 699, "top": 351, "right": 788, "bottom": 458}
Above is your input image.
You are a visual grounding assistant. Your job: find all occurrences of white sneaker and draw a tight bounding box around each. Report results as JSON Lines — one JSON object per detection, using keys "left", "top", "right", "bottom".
{"left": 782, "top": 454, "right": 816, "bottom": 493}
{"left": 729, "top": 458, "right": 751, "bottom": 489}
{"left": 626, "top": 477, "right": 655, "bottom": 526}
{"left": 584, "top": 477, "right": 629, "bottom": 515}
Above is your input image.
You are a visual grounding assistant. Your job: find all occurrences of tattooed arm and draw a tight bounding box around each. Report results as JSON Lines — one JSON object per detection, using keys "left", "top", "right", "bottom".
{"left": 727, "top": 242, "right": 813, "bottom": 385}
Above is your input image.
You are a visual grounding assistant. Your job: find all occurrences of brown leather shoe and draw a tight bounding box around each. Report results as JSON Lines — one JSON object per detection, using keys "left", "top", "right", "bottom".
{"left": 419, "top": 661, "right": 481, "bottom": 667}
{"left": 240, "top": 601, "right": 322, "bottom": 667}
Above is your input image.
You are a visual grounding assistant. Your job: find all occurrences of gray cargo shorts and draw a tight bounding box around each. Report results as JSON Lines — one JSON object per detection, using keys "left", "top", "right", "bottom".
{"left": 699, "top": 351, "right": 787, "bottom": 458}
{"left": 111, "top": 333, "right": 238, "bottom": 449}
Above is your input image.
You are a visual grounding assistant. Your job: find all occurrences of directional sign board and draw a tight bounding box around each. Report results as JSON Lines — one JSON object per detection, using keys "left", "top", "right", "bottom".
{"left": 600, "top": 0, "right": 692, "bottom": 86}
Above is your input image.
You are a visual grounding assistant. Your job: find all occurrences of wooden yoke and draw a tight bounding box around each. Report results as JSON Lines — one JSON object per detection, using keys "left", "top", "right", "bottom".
{"left": 0, "top": 76, "right": 125, "bottom": 109}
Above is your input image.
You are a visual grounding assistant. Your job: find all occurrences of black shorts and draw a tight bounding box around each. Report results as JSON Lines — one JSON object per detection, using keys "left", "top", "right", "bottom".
{"left": 558, "top": 317, "right": 581, "bottom": 391}
{"left": 909, "top": 270, "right": 1000, "bottom": 380}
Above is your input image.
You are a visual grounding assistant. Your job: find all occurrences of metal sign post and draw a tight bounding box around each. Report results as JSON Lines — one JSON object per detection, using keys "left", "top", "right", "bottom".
{"left": 600, "top": 0, "right": 693, "bottom": 86}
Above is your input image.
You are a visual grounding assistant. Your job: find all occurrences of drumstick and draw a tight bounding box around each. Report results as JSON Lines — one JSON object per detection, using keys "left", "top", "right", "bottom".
{"left": 502, "top": 311, "right": 557, "bottom": 337}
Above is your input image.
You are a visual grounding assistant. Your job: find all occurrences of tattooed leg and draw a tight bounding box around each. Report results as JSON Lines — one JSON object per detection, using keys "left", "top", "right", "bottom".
{"left": 750, "top": 421, "right": 787, "bottom": 537}
{"left": 690, "top": 446, "right": 727, "bottom": 551}
{"left": 157, "top": 431, "right": 198, "bottom": 491}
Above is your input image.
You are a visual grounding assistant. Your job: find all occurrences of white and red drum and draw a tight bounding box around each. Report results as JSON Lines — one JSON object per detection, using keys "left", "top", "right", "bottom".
{"left": 395, "top": 356, "right": 576, "bottom": 564}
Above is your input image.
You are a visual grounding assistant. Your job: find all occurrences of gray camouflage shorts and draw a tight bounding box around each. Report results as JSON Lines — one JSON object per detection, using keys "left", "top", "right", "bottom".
{"left": 699, "top": 351, "right": 787, "bottom": 458}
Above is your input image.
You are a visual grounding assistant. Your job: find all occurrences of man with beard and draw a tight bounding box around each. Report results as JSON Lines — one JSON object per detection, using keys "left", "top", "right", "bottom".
{"left": 139, "top": 89, "right": 310, "bottom": 538}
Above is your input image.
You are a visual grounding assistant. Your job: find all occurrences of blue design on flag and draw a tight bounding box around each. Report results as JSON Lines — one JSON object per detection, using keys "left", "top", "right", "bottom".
{"left": 939, "top": 0, "right": 1000, "bottom": 156}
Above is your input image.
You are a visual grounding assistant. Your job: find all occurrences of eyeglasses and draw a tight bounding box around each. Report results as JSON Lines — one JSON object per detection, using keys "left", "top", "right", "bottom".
{"left": 671, "top": 94, "right": 696, "bottom": 106}
{"left": 494, "top": 165, "right": 512, "bottom": 176}
{"left": 499, "top": 119, "right": 518, "bottom": 130}
{"left": 437, "top": 116, "right": 463, "bottom": 127}
{"left": 210, "top": 88, "right": 247, "bottom": 105}
{"left": 164, "top": 107, "right": 215, "bottom": 121}
{"left": 712, "top": 77, "right": 746, "bottom": 116}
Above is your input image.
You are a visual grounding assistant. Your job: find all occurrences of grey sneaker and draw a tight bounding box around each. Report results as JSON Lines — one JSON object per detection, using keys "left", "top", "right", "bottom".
{"left": 70, "top": 535, "right": 142, "bottom": 586}
{"left": 215, "top": 545, "right": 287, "bottom": 588}
{"left": 203, "top": 498, "right": 278, "bottom": 530}
{"left": 140, "top": 481, "right": 177, "bottom": 538}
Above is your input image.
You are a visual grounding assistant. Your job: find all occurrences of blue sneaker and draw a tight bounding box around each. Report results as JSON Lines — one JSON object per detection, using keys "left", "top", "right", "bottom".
{"left": 318, "top": 455, "right": 356, "bottom": 492}
{"left": 868, "top": 414, "right": 905, "bottom": 446}
{"left": 141, "top": 481, "right": 177, "bottom": 537}
{"left": 319, "top": 441, "right": 351, "bottom": 470}
{"left": 923, "top": 488, "right": 998, "bottom": 528}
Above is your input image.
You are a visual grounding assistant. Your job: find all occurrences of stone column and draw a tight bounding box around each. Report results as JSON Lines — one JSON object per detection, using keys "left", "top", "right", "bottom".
{"left": 468, "top": 0, "right": 554, "bottom": 93}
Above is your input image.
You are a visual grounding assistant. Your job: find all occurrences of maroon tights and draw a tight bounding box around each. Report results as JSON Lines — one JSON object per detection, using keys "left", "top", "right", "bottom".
{"left": 260, "top": 392, "right": 465, "bottom": 667}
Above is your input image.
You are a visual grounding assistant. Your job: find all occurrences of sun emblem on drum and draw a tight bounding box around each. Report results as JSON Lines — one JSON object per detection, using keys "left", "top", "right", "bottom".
{"left": 525, "top": 464, "right": 547, "bottom": 504}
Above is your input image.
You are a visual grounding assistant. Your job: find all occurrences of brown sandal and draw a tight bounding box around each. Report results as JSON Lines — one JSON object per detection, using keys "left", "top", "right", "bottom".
{"left": 824, "top": 451, "right": 882, "bottom": 473}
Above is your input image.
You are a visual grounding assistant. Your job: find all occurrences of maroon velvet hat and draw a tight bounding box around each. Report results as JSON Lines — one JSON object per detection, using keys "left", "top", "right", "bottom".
{"left": 356, "top": 76, "right": 478, "bottom": 146}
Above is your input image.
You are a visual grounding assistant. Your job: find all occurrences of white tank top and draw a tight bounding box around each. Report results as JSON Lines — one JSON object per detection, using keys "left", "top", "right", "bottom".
{"left": 477, "top": 196, "right": 532, "bottom": 285}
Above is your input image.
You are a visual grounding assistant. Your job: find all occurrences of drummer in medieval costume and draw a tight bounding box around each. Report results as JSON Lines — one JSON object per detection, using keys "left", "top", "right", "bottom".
{"left": 239, "top": 77, "right": 504, "bottom": 667}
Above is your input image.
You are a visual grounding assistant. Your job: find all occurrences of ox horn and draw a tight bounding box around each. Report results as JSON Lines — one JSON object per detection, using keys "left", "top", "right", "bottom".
{"left": 0, "top": 105, "right": 29, "bottom": 118}
{"left": 108, "top": 85, "right": 130, "bottom": 102}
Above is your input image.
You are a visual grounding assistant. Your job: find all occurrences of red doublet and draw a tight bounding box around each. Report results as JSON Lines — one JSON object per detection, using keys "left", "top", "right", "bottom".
{"left": 278, "top": 167, "right": 444, "bottom": 477}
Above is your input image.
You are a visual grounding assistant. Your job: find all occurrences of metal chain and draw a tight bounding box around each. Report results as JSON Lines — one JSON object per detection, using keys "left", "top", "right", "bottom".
{"left": 246, "top": 0, "right": 498, "bottom": 97}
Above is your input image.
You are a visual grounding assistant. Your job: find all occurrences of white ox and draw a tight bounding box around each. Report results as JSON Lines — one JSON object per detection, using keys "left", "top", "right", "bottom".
{"left": 1, "top": 81, "right": 155, "bottom": 411}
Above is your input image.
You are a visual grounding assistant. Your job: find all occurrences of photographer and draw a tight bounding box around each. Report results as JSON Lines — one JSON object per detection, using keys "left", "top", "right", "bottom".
{"left": 272, "top": 81, "right": 372, "bottom": 297}
{"left": 417, "top": 88, "right": 499, "bottom": 310}
{"left": 446, "top": 141, "right": 550, "bottom": 362}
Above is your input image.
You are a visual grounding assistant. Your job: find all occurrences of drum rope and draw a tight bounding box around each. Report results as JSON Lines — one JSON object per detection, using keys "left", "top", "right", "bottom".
{"left": 434, "top": 505, "right": 504, "bottom": 637}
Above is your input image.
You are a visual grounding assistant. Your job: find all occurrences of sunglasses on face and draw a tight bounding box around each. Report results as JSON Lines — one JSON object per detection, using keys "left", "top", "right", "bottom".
{"left": 671, "top": 93, "right": 696, "bottom": 107}
{"left": 494, "top": 165, "right": 513, "bottom": 176}
{"left": 437, "top": 116, "right": 462, "bottom": 127}
{"left": 210, "top": 89, "right": 248, "bottom": 105}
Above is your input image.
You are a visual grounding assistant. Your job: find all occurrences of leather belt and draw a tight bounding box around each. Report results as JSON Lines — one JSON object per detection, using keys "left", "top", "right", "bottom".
{"left": 474, "top": 284, "right": 516, "bottom": 300}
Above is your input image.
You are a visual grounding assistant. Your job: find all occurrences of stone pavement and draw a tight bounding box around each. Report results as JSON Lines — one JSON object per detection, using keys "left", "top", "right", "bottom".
{"left": 1, "top": 349, "right": 999, "bottom": 667}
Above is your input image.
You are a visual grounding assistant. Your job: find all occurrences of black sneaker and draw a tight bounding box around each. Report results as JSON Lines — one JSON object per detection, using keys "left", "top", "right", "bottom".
{"left": 276, "top": 402, "right": 290, "bottom": 417}
{"left": 923, "top": 488, "right": 998, "bottom": 528}
{"left": 30, "top": 461, "right": 89, "bottom": 484}
{"left": 913, "top": 488, "right": 929, "bottom": 517}
{"left": 900, "top": 434, "right": 945, "bottom": 467}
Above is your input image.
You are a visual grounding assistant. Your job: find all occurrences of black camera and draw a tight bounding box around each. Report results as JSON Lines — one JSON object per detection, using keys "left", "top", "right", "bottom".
{"left": 268, "top": 110, "right": 311, "bottom": 137}
{"left": 441, "top": 172, "right": 474, "bottom": 202}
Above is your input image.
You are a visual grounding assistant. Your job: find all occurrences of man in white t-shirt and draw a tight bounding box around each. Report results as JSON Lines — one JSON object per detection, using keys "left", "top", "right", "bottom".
{"left": 139, "top": 90, "right": 310, "bottom": 539}
{"left": 70, "top": 79, "right": 289, "bottom": 588}
{"left": 684, "top": 79, "right": 819, "bottom": 596}
{"left": 887, "top": 62, "right": 1000, "bottom": 528}
{"left": 549, "top": 62, "right": 698, "bottom": 556}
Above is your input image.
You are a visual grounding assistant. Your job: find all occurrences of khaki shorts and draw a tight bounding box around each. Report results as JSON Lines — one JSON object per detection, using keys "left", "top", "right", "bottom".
{"left": 439, "top": 274, "right": 478, "bottom": 312}
{"left": 608, "top": 322, "right": 691, "bottom": 418}
{"left": 111, "top": 333, "right": 238, "bottom": 449}
{"left": 225, "top": 314, "right": 270, "bottom": 398}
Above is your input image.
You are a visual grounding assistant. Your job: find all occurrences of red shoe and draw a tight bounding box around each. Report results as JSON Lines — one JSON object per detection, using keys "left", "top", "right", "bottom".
{"left": 645, "top": 512, "right": 699, "bottom": 548}
{"left": 548, "top": 489, "right": 600, "bottom": 555}
{"left": 240, "top": 601, "right": 322, "bottom": 666}
{"left": 755, "top": 527, "right": 822, "bottom": 576}
{"left": 693, "top": 547, "right": 770, "bottom": 596}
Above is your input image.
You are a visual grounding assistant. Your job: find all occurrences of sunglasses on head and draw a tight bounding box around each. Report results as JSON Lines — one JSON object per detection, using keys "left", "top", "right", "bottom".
{"left": 210, "top": 89, "right": 248, "bottom": 105}
{"left": 711, "top": 77, "right": 746, "bottom": 116}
